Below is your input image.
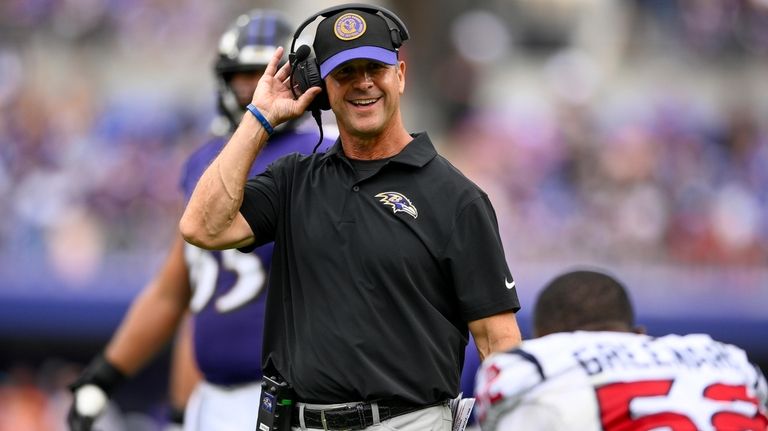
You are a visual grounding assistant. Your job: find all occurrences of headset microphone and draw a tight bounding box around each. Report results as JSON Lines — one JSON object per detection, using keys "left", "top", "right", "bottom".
{"left": 294, "top": 45, "right": 311, "bottom": 62}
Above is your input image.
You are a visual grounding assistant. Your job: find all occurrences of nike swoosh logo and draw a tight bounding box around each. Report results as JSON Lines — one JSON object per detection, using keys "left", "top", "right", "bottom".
{"left": 505, "top": 278, "right": 515, "bottom": 289}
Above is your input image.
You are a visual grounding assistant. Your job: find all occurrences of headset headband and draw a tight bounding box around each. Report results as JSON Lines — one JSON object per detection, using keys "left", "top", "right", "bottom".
{"left": 289, "top": 3, "right": 410, "bottom": 54}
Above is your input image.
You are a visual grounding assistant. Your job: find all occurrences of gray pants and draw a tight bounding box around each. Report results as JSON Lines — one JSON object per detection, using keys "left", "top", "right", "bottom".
{"left": 292, "top": 403, "right": 453, "bottom": 431}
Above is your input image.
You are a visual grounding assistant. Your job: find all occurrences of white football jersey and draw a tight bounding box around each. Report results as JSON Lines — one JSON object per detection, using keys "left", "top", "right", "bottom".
{"left": 475, "top": 332, "right": 768, "bottom": 431}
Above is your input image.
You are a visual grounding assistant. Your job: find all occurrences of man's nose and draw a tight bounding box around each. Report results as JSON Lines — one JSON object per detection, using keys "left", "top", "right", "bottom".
{"left": 353, "top": 69, "right": 373, "bottom": 85}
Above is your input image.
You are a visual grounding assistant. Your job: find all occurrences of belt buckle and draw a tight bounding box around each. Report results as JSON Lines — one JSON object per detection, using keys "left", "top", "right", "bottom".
{"left": 322, "top": 406, "right": 358, "bottom": 431}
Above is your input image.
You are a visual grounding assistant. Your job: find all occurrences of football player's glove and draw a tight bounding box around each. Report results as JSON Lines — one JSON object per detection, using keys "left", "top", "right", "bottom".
{"left": 67, "top": 354, "right": 126, "bottom": 431}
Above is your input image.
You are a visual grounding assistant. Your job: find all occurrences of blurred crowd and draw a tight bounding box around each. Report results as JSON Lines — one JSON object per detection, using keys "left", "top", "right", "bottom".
{"left": 1, "top": 0, "right": 766, "bottom": 285}
{"left": 0, "top": 0, "right": 257, "bottom": 286}
{"left": 441, "top": 0, "right": 768, "bottom": 267}
{"left": 0, "top": 360, "right": 168, "bottom": 431}
{"left": 0, "top": 362, "right": 69, "bottom": 431}
{"left": 448, "top": 81, "right": 768, "bottom": 266}
{"left": 1, "top": 0, "right": 767, "bottom": 429}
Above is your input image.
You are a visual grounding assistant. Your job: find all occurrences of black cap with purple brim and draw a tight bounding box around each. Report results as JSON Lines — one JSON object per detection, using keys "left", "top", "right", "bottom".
{"left": 313, "top": 9, "right": 402, "bottom": 78}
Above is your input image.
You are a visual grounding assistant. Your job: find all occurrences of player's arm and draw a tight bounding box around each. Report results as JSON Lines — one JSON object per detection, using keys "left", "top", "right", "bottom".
{"left": 166, "top": 313, "right": 203, "bottom": 428}
{"left": 474, "top": 349, "right": 553, "bottom": 430}
{"left": 468, "top": 312, "right": 522, "bottom": 360}
{"left": 104, "top": 233, "right": 192, "bottom": 373}
{"left": 68, "top": 233, "right": 192, "bottom": 431}
{"left": 179, "top": 47, "right": 321, "bottom": 250}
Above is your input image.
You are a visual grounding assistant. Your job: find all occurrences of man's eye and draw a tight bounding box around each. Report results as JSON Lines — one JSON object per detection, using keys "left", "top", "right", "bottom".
{"left": 332, "top": 71, "right": 348, "bottom": 80}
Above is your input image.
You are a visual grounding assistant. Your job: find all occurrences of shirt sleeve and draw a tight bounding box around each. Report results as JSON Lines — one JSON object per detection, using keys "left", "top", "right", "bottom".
{"left": 239, "top": 166, "right": 280, "bottom": 250}
{"left": 444, "top": 195, "right": 520, "bottom": 322}
{"left": 475, "top": 349, "right": 547, "bottom": 429}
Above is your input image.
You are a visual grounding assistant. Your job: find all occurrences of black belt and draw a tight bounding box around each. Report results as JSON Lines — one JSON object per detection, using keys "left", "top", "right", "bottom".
{"left": 292, "top": 399, "right": 434, "bottom": 430}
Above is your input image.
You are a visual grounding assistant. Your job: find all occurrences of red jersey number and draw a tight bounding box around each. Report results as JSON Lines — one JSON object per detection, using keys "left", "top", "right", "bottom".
{"left": 597, "top": 380, "right": 767, "bottom": 431}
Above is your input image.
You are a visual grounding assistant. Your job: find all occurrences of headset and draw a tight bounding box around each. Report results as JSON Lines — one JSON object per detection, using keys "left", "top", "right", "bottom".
{"left": 288, "top": 3, "right": 410, "bottom": 113}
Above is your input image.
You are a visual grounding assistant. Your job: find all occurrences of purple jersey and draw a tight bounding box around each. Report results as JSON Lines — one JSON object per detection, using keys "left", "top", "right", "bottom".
{"left": 179, "top": 129, "right": 330, "bottom": 385}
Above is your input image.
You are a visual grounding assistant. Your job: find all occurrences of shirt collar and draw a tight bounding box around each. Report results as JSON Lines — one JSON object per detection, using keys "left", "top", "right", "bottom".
{"left": 319, "top": 132, "right": 437, "bottom": 167}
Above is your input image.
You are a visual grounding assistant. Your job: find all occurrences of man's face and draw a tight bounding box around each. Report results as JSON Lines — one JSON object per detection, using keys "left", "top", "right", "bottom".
{"left": 229, "top": 70, "right": 264, "bottom": 107}
{"left": 324, "top": 58, "right": 405, "bottom": 139}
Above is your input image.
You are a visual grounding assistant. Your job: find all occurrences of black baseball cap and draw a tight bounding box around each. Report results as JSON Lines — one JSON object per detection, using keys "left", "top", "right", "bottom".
{"left": 313, "top": 9, "right": 398, "bottom": 78}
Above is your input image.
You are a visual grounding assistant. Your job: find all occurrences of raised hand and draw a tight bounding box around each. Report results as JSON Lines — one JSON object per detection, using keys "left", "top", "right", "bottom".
{"left": 250, "top": 47, "right": 323, "bottom": 127}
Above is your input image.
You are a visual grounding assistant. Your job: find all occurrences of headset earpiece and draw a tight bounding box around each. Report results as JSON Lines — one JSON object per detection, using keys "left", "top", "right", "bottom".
{"left": 290, "top": 46, "right": 329, "bottom": 111}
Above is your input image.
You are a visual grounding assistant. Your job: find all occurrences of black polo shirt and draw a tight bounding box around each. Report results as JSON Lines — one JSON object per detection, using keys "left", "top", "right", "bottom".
{"left": 240, "top": 132, "right": 520, "bottom": 404}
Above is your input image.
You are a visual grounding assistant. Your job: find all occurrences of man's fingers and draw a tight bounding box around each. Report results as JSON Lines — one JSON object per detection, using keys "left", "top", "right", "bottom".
{"left": 275, "top": 60, "right": 292, "bottom": 82}
{"left": 263, "top": 46, "right": 285, "bottom": 77}
{"left": 295, "top": 87, "right": 323, "bottom": 111}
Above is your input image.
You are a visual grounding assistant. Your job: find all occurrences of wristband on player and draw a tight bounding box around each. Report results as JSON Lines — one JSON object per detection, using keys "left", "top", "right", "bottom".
{"left": 246, "top": 104, "right": 274, "bottom": 136}
{"left": 69, "top": 354, "right": 127, "bottom": 395}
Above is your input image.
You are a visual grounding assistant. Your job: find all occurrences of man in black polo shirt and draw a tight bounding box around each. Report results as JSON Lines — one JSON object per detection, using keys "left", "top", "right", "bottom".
{"left": 180, "top": 4, "right": 522, "bottom": 430}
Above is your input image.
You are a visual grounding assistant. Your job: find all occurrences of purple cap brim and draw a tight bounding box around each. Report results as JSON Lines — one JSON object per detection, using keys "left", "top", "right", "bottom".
{"left": 319, "top": 46, "right": 397, "bottom": 78}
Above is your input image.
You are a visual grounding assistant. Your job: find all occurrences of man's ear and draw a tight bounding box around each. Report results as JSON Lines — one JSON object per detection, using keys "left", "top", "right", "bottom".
{"left": 397, "top": 60, "right": 406, "bottom": 94}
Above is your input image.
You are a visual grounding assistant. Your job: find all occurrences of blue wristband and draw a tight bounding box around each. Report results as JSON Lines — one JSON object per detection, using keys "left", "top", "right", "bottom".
{"left": 246, "top": 103, "right": 274, "bottom": 136}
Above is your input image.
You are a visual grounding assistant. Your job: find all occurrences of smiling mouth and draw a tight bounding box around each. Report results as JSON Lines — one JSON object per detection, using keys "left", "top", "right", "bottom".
{"left": 349, "top": 97, "right": 380, "bottom": 106}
